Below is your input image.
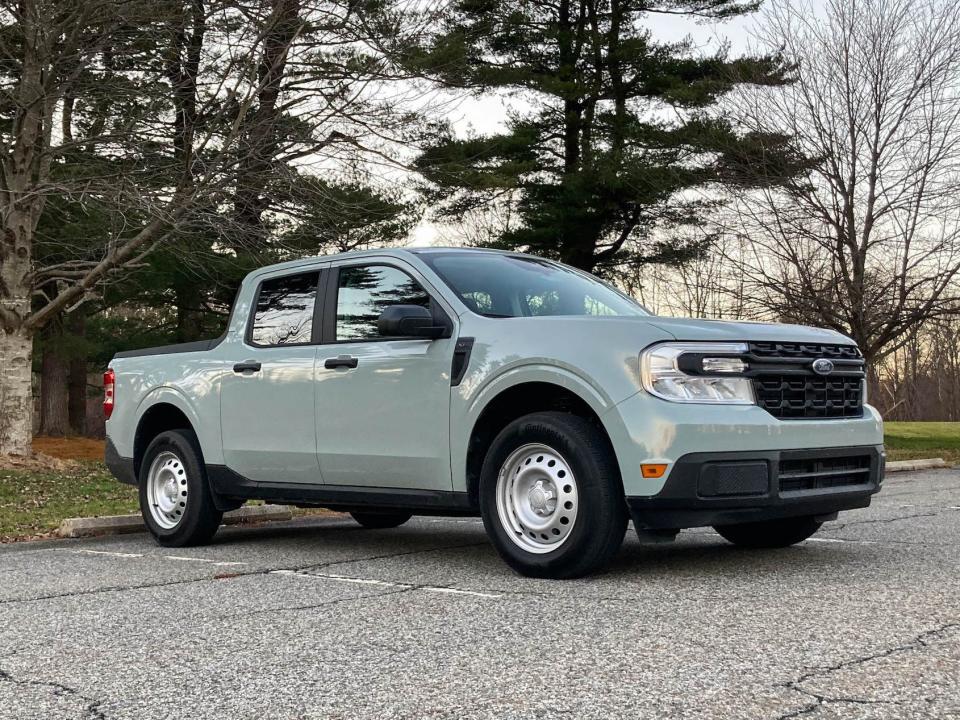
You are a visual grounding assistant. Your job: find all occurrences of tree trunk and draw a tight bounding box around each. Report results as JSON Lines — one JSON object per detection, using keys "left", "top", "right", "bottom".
{"left": 0, "top": 1, "right": 47, "bottom": 456}
{"left": 39, "top": 324, "right": 70, "bottom": 436}
{"left": 68, "top": 313, "right": 87, "bottom": 436}
{"left": 0, "top": 330, "right": 34, "bottom": 455}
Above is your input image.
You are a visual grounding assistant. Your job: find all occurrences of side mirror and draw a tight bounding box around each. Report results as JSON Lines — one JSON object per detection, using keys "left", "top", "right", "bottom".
{"left": 377, "top": 305, "right": 449, "bottom": 339}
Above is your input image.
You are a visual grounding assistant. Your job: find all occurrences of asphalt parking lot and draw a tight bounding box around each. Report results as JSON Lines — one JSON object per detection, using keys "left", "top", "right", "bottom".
{"left": 1, "top": 468, "right": 958, "bottom": 720}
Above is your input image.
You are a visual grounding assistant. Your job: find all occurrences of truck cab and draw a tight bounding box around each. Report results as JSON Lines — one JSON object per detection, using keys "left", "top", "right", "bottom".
{"left": 105, "top": 248, "right": 884, "bottom": 578}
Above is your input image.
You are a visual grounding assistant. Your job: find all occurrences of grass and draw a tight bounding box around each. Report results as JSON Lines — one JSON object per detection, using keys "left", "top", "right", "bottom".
{"left": 0, "top": 461, "right": 138, "bottom": 542}
{"left": 883, "top": 422, "right": 960, "bottom": 464}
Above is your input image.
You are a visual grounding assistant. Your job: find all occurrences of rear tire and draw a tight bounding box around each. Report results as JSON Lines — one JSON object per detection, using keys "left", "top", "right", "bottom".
{"left": 139, "top": 429, "right": 223, "bottom": 547}
{"left": 479, "top": 411, "right": 627, "bottom": 579}
{"left": 713, "top": 516, "right": 822, "bottom": 548}
{"left": 350, "top": 510, "right": 412, "bottom": 529}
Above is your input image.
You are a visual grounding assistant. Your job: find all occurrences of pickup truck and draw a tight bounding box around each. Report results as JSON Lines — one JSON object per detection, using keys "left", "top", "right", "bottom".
{"left": 104, "top": 247, "right": 884, "bottom": 578}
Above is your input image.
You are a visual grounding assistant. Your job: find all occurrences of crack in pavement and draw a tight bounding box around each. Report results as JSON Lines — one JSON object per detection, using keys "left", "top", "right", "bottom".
{"left": 0, "top": 666, "right": 106, "bottom": 719}
{"left": 775, "top": 621, "right": 960, "bottom": 719}
{"left": 219, "top": 584, "right": 420, "bottom": 620}
{"left": 828, "top": 510, "right": 943, "bottom": 531}
{"left": 0, "top": 541, "right": 489, "bottom": 607}
{"left": 0, "top": 575, "right": 215, "bottom": 607}
{"left": 294, "top": 541, "right": 490, "bottom": 574}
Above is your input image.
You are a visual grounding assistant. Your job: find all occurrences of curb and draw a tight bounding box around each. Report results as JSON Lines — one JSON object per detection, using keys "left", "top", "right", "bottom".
{"left": 57, "top": 504, "right": 294, "bottom": 539}
{"left": 885, "top": 458, "right": 951, "bottom": 473}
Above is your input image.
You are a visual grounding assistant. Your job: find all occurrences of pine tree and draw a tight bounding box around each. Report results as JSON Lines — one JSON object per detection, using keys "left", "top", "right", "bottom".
{"left": 405, "top": 0, "right": 800, "bottom": 272}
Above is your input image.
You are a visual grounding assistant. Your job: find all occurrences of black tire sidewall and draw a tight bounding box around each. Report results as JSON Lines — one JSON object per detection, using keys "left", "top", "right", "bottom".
{"left": 138, "top": 429, "right": 221, "bottom": 547}
{"left": 479, "top": 412, "right": 626, "bottom": 578}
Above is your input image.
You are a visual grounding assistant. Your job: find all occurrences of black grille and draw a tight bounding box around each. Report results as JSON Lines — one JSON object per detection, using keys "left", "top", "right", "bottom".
{"left": 754, "top": 375, "right": 864, "bottom": 418}
{"left": 749, "top": 342, "right": 862, "bottom": 360}
{"left": 779, "top": 454, "right": 872, "bottom": 492}
{"left": 747, "top": 342, "right": 865, "bottom": 419}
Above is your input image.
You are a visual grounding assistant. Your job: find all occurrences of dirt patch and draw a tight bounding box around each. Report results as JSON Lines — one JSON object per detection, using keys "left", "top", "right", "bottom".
{"left": 32, "top": 436, "right": 106, "bottom": 462}
{"left": 0, "top": 451, "right": 78, "bottom": 472}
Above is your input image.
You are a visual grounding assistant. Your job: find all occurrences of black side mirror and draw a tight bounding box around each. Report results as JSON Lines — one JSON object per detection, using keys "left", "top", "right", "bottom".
{"left": 377, "top": 305, "right": 449, "bottom": 339}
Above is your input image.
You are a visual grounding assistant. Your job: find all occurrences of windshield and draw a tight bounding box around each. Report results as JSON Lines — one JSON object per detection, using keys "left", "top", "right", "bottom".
{"left": 418, "top": 252, "right": 647, "bottom": 318}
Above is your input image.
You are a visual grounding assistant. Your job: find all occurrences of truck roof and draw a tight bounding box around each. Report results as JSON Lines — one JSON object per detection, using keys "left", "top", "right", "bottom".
{"left": 242, "top": 246, "right": 524, "bottom": 281}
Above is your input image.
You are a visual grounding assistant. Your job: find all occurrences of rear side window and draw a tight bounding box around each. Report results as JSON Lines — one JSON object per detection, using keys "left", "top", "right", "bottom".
{"left": 335, "top": 265, "right": 430, "bottom": 341}
{"left": 250, "top": 272, "right": 318, "bottom": 346}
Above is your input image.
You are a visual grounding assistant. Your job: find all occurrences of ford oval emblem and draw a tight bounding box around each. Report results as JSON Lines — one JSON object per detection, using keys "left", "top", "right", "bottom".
{"left": 812, "top": 358, "right": 834, "bottom": 375}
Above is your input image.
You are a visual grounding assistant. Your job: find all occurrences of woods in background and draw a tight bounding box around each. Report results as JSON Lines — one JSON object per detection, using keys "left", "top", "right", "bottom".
{"left": 0, "top": 0, "right": 426, "bottom": 451}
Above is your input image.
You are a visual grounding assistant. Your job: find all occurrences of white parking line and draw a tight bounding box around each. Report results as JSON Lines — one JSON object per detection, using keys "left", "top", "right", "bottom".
{"left": 70, "top": 549, "right": 246, "bottom": 566}
{"left": 806, "top": 537, "right": 850, "bottom": 543}
{"left": 269, "top": 569, "right": 501, "bottom": 598}
{"left": 164, "top": 555, "right": 248, "bottom": 566}
{"left": 271, "top": 570, "right": 410, "bottom": 588}
{"left": 424, "top": 587, "right": 503, "bottom": 599}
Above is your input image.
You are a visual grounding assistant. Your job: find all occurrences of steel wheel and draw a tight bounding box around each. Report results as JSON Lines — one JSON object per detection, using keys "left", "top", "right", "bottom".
{"left": 146, "top": 451, "right": 189, "bottom": 529}
{"left": 495, "top": 443, "right": 580, "bottom": 554}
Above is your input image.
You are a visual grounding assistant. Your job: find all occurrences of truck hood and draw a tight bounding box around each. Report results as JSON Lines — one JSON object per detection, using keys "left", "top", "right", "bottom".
{"left": 645, "top": 316, "right": 853, "bottom": 345}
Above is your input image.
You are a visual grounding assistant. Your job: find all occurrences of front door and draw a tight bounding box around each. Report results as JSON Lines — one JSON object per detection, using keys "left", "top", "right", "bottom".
{"left": 220, "top": 269, "right": 323, "bottom": 484}
{"left": 314, "top": 261, "right": 455, "bottom": 490}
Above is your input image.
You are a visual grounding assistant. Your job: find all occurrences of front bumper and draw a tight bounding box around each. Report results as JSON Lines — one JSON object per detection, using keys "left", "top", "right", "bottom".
{"left": 627, "top": 444, "right": 884, "bottom": 530}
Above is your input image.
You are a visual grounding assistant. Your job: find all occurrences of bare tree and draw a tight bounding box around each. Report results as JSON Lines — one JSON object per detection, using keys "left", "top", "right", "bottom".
{"left": 725, "top": 0, "right": 960, "bottom": 363}
{"left": 870, "top": 304, "right": 960, "bottom": 420}
{"left": 0, "top": 0, "right": 426, "bottom": 455}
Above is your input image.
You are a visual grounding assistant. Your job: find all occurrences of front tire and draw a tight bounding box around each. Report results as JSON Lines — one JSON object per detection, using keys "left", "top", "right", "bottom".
{"left": 139, "top": 429, "right": 223, "bottom": 547}
{"left": 714, "top": 516, "right": 822, "bottom": 548}
{"left": 350, "top": 510, "right": 412, "bottom": 529}
{"left": 479, "top": 412, "right": 627, "bottom": 579}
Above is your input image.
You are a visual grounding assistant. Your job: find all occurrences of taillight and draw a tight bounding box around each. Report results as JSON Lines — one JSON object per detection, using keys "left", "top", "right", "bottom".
{"left": 103, "top": 368, "right": 115, "bottom": 419}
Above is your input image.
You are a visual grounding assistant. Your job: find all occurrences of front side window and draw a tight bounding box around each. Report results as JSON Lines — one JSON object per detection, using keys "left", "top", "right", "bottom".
{"left": 250, "top": 272, "right": 318, "bottom": 346}
{"left": 336, "top": 264, "right": 431, "bottom": 340}
{"left": 418, "top": 252, "right": 646, "bottom": 318}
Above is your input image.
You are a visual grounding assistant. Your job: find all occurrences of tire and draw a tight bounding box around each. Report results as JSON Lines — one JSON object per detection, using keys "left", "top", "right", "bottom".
{"left": 350, "top": 510, "right": 413, "bottom": 529}
{"left": 713, "top": 516, "right": 822, "bottom": 548}
{"left": 479, "top": 411, "right": 628, "bottom": 579}
{"left": 138, "top": 429, "right": 223, "bottom": 547}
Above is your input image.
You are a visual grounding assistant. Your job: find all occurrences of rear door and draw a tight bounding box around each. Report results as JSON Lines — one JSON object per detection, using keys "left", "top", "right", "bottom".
{"left": 314, "top": 260, "right": 456, "bottom": 490}
{"left": 220, "top": 268, "right": 324, "bottom": 484}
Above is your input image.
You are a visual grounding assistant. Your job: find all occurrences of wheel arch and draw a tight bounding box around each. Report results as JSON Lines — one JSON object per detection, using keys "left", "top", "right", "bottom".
{"left": 133, "top": 391, "right": 204, "bottom": 478}
{"left": 462, "top": 378, "right": 623, "bottom": 507}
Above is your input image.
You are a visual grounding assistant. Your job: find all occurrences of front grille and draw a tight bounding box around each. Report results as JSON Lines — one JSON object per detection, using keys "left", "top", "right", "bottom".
{"left": 749, "top": 341, "right": 862, "bottom": 360}
{"left": 754, "top": 375, "right": 864, "bottom": 418}
{"left": 779, "top": 454, "right": 872, "bottom": 492}
{"left": 747, "top": 342, "right": 865, "bottom": 419}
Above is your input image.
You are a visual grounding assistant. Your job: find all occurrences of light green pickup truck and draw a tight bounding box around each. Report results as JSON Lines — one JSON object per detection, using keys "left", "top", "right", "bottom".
{"left": 104, "top": 248, "right": 884, "bottom": 578}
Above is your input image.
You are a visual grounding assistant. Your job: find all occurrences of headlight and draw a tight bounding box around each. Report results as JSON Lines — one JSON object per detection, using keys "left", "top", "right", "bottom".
{"left": 640, "top": 342, "right": 755, "bottom": 404}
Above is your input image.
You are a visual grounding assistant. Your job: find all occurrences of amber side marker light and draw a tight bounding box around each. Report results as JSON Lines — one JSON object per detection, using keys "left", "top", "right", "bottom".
{"left": 641, "top": 464, "right": 668, "bottom": 479}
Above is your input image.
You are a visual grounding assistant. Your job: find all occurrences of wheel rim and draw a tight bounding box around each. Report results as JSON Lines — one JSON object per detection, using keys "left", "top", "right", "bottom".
{"left": 146, "top": 451, "right": 188, "bottom": 529}
{"left": 495, "top": 443, "right": 579, "bottom": 554}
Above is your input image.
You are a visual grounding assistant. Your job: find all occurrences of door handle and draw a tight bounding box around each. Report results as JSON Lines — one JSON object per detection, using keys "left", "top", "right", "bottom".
{"left": 324, "top": 355, "right": 358, "bottom": 370}
{"left": 233, "top": 361, "right": 262, "bottom": 373}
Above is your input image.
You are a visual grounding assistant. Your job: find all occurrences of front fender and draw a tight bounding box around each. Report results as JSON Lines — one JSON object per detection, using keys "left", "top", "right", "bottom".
{"left": 450, "top": 362, "right": 627, "bottom": 494}
{"left": 467, "top": 362, "right": 615, "bottom": 419}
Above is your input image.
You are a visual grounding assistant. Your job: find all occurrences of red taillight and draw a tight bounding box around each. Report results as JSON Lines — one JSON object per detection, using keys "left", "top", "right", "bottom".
{"left": 103, "top": 368, "right": 115, "bottom": 420}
